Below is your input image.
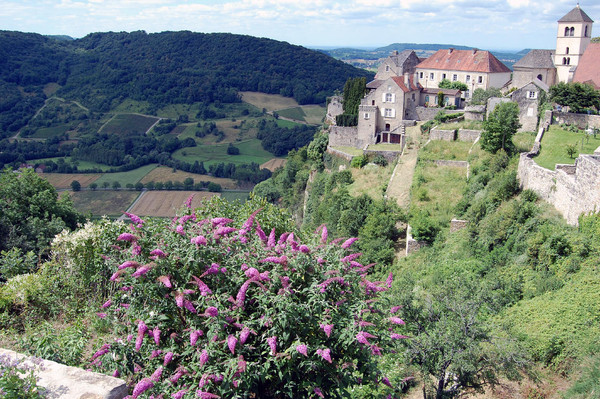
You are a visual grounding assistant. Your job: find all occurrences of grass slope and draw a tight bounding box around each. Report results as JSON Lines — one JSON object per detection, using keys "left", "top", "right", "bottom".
{"left": 534, "top": 126, "right": 600, "bottom": 170}
{"left": 66, "top": 190, "right": 140, "bottom": 216}
{"left": 93, "top": 164, "right": 158, "bottom": 186}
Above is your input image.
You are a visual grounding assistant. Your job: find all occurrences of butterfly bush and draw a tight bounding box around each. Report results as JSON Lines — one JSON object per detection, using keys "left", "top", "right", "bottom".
{"left": 92, "top": 201, "right": 406, "bottom": 398}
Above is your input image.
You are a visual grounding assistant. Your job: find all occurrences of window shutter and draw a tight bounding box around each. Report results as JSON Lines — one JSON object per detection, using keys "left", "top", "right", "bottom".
{"left": 381, "top": 108, "right": 386, "bottom": 117}
{"left": 391, "top": 93, "right": 396, "bottom": 103}
{"left": 382, "top": 93, "right": 387, "bottom": 103}
{"left": 391, "top": 108, "right": 396, "bottom": 118}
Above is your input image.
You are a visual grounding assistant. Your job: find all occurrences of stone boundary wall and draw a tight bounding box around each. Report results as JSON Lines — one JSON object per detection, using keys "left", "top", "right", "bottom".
{"left": 430, "top": 128, "right": 456, "bottom": 141}
{"left": 326, "top": 96, "right": 343, "bottom": 124}
{"left": 326, "top": 146, "right": 354, "bottom": 162}
{"left": 364, "top": 149, "right": 402, "bottom": 163}
{"left": 328, "top": 126, "right": 358, "bottom": 148}
{"left": 457, "top": 129, "right": 481, "bottom": 142}
{"left": 0, "top": 348, "right": 127, "bottom": 399}
{"left": 553, "top": 112, "right": 600, "bottom": 129}
{"left": 517, "top": 112, "right": 600, "bottom": 225}
{"left": 405, "top": 225, "right": 428, "bottom": 255}
{"left": 450, "top": 219, "right": 468, "bottom": 232}
{"left": 415, "top": 107, "right": 460, "bottom": 121}
{"left": 434, "top": 160, "right": 468, "bottom": 167}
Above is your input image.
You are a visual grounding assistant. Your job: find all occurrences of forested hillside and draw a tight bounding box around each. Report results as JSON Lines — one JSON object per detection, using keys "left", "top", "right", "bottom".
{"left": 0, "top": 30, "right": 373, "bottom": 136}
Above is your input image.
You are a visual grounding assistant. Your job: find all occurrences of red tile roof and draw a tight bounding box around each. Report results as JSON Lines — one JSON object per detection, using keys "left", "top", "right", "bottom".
{"left": 573, "top": 43, "right": 600, "bottom": 89}
{"left": 391, "top": 75, "right": 420, "bottom": 93}
{"left": 416, "top": 49, "right": 511, "bottom": 74}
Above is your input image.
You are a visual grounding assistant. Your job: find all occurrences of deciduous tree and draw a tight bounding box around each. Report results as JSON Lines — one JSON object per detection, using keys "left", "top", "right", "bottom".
{"left": 481, "top": 102, "right": 521, "bottom": 153}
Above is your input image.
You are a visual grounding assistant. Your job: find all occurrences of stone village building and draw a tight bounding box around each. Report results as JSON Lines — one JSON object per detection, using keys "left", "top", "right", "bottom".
{"left": 329, "top": 5, "right": 597, "bottom": 150}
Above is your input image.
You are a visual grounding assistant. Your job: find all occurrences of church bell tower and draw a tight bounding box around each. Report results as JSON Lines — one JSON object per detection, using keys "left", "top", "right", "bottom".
{"left": 555, "top": 5, "right": 594, "bottom": 83}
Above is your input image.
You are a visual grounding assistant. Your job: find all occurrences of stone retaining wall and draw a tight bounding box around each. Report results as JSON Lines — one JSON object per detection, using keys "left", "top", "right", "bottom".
{"left": 430, "top": 128, "right": 456, "bottom": 141}
{"left": 450, "top": 219, "right": 468, "bottom": 232}
{"left": 326, "top": 146, "right": 354, "bottom": 162}
{"left": 364, "top": 149, "right": 402, "bottom": 162}
{"left": 328, "top": 126, "right": 358, "bottom": 148}
{"left": 434, "top": 160, "right": 468, "bottom": 167}
{"left": 416, "top": 107, "right": 460, "bottom": 121}
{"left": 0, "top": 348, "right": 127, "bottom": 399}
{"left": 553, "top": 112, "right": 600, "bottom": 129}
{"left": 457, "top": 129, "right": 481, "bottom": 142}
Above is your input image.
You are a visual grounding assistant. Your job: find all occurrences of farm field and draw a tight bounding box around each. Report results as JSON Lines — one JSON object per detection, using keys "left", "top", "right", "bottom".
{"left": 172, "top": 139, "right": 274, "bottom": 167}
{"left": 31, "top": 125, "right": 70, "bottom": 139}
{"left": 128, "top": 191, "right": 220, "bottom": 217}
{"left": 31, "top": 157, "right": 114, "bottom": 172}
{"left": 66, "top": 190, "right": 140, "bottom": 217}
{"left": 40, "top": 173, "right": 101, "bottom": 189}
{"left": 93, "top": 164, "right": 158, "bottom": 187}
{"left": 140, "top": 167, "right": 237, "bottom": 189}
{"left": 260, "top": 158, "right": 287, "bottom": 172}
{"left": 277, "top": 107, "right": 307, "bottom": 122}
{"left": 100, "top": 113, "right": 160, "bottom": 136}
{"left": 301, "top": 105, "right": 326, "bottom": 125}
{"left": 240, "top": 91, "right": 299, "bottom": 112}
{"left": 534, "top": 126, "right": 600, "bottom": 169}
{"left": 221, "top": 191, "right": 250, "bottom": 202}
{"left": 420, "top": 140, "right": 476, "bottom": 161}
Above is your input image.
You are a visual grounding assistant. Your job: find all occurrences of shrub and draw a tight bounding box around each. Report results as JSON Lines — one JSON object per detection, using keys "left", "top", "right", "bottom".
{"left": 350, "top": 155, "right": 368, "bottom": 168}
{"left": 0, "top": 353, "right": 49, "bottom": 398}
{"left": 91, "top": 205, "right": 405, "bottom": 398}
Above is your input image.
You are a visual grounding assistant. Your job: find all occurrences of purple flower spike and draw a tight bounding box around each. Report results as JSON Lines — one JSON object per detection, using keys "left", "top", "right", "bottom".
{"left": 163, "top": 351, "right": 174, "bottom": 366}
{"left": 101, "top": 299, "right": 112, "bottom": 309}
{"left": 150, "top": 366, "right": 163, "bottom": 382}
{"left": 132, "top": 266, "right": 151, "bottom": 278}
{"left": 205, "top": 306, "right": 219, "bottom": 317}
{"left": 341, "top": 237, "right": 358, "bottom": 249}
{"left": 267, "top": 336, "right": 277, "bottom": 355}
{"left": 118, "top": 261, "right": 139, "bottom": 270}
{"left": 320, "top": 323, "right": 334, "bottom": 338}
{"left": 386, "top": 272, "right": 393, "bottom": 288}
{"left": 320, "top": 225, "right": 328, "bottom": 243}
{"left": 190, "top": 330, "right": 203, "bottom": 346}
{"left": 185, "top": 194, "right": 195, "bottom": 209}
{"left": 316, "top": 348, "right": 332, "bottom": 363}
{"left": 199, "top": 349, "right": 209, "bottom": 366}
{"left": 172, "top": 390, "right": 188, "bottom": 399}
{"left": 196, "top": 391, "right": 220, "bottom": 399}
{"left": 227, "top": 335, "right": 238, "bottom": 354}
{"left": 175, "top": 225, "right": 185, "bottom": 235}
{"left": 389, "top": 317, "right": 405, "bottom": 325}
{"left": 152, "top": 327, "right": 161, "bottom": 345}
{"left": 296, "top": 344, "right": 308, "bottom": 357}
{"left": 314, "top": 387, "right": 325, "bottom": 398}
{"left": 391, "top": 333, "right": 409, "bottom": 340}
{"left": 390, "top": 305, "right": 402, "bottom": 314}
{"left": 118, "top": 233, "right": 138, "bottom": 242}
{"left": 132, "top": 378, "right": 154, "bottom": 398}
{"left": 157, "top": 275, "right": 172, "bottom": 288}
{"left": 267, "top": 228, "right": 276, "bottom": 248}
{"left": 150, "top": 249, "right": 167, "bottom": 258}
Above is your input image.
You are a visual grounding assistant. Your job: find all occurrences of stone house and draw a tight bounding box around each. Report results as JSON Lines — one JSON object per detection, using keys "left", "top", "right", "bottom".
{"left": 357, "top": 75, "right": 420, "bottom": 147}
{"left": 415, "top": 48, "right": 511, "bottom": 99}
{"left": 510, "top": 49, "right": 557, "bottom": 89}
{"left": 510, "top": 80, "right": 549, "bottom": 132}
{"left": 374, "top": 50, "right": 421, "bottom": 81}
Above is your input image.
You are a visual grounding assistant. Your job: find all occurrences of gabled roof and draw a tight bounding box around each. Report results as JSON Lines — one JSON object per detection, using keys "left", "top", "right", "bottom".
{"left": 573, "top": 43, "right": 600, "bottom": 89}
{"left": 366, "top": 79, "right": 384, "bottom": 89}
{"left": 389, "top": 50, "right": 417, "bottom": 68}
{"left": 416, "top": 49, "right": 511, "bottom": 73}
{"left": 558, "top": 6, "right": 593, "bottom": 23}
{"left": 390, "top": 76, "right": 420, "bottom": 93}
{"left": 513, "top": 49, "right": 555, "bottom": 69}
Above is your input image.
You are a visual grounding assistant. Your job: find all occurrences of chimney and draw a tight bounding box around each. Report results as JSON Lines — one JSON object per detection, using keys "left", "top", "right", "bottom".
{"left": 404, "top": 73, "right": 409, "bottom": 86}
{"left": 472, "top": 48, "right": 478, "bottom": 54}
{"left": 448, "top": 48, "right": 454, "bottom": 54}
{"left": 394, "top": 50, "right": 399, "bottom": 55}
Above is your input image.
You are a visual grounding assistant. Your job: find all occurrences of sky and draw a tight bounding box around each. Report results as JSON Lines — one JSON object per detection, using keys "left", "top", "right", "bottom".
{"left": 2, "top": 0, "right": 599, "bottom": 51}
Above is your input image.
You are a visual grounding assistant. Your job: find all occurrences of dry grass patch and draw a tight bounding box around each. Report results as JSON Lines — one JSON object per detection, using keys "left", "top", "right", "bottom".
{"left": 140, "top": 167, "right": 237, "bottom": 189}
{"left": 129, "top": 191, "right": 220, "bottom": 217}
{"left": 65, "top": 190, "right": 139, "bottom": 216}
{"left": 348, "top": 163, "right": 395, "bottom": 200}
{"left": 260, "top": 158, "right": 287, "bottom": 172}
{"left": 240, "top": 92, "right": 299, "bottom": 112}
{"left": 40, "top": 173, "right": 101, "bottom": 189}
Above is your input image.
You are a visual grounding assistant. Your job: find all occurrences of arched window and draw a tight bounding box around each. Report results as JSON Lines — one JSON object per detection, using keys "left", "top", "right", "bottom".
{"left": 567, "top": 57, "right": 571, "bottom": 65}
{"left": 563, "top": 57, "right": 567, "bottom": 65}
{"left": 570, "top": 27, "right": 575, "bottom": 36}
{"left": 565, "top": 26, "right": 569, "bottom": 36}
{"left": 585, "top": 26, "right": 588, "bottom": 37}
{"left": 537, "top": 74, "right": 543, "bottom": 81}
{"left": 566, "top": 47, "right": 569, "bottom": 54}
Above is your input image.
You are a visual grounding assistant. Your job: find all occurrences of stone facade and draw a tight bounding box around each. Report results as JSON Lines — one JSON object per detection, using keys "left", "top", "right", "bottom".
{"left": 464, "top": 105, "right": 486, "bottom": 121}
{"left": 0, "top": 348, "right": 128, "bottom": 399}
{"left": 510, "top": 81, "right": 548, "bottom": 132}
{"left": 326, "top": 96, "right": 343, "bottom": 124}
{"left": 486, "top": 97, "right": 512, "bottom": 117}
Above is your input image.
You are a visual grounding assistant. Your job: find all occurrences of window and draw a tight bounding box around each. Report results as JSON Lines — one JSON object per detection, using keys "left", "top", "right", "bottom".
{"left": 585, "top": 26, "right": 588, "bottom": 37}
{"left": 566, "top": 47, "right": 569, "bottom": 55}
{"left": 442, "top": 73, "right": 447, "bottom": 79}
{"left": 528, "top": 91, "right": 538, "bottom": 99}
{"left": 466, "top": 75, "right": 471, "bottom": 82}
{"left": 385, "top": 93, "right": 393, "bottom": 102}
{"left": 567, "top": 57, "right": 571, "bottom": 65}
{"left": 385, "top": 65, "right": 390, "bottom": 71}
{"left": 384, "top": 108, "right": 394, "bottom": 117}
{"left": 465, "top": 90, "right": 470, "bottom": 98}
{"left": 419, "top": 72, "right": 424, "bottom": 79}
{"left": 411, "top": 93, "right": 415, "bottom": 101}
{"left": 537, "top": 74, "right": 543, "bottom": 81}
{"left": 452, "top": 74, "right": 458, "bottom": 81}
{"left": 429, "top": 72, "right": 434, "bottom": 80}
{"left": 570, "top": 27, "right": 574, "bottom": 36}
{"left": 563, "top": 57, "right": 567, "bottom": 65}
{"left": 364, "top": 112, "right": 370, "bottom": 119}
{"left": 478, "top": 76, "right": 483, "bottom": 84}
{"left": 565, "top": 26, "right": 570, "bottom": 36}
